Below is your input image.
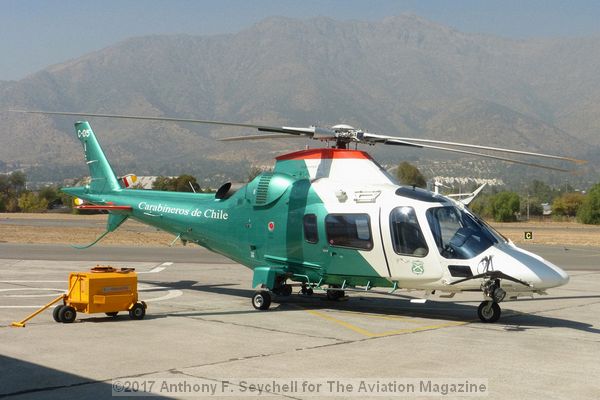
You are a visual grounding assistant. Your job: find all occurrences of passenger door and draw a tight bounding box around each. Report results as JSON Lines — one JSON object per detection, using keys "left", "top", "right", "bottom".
{"left": 380, "top": 205, "right": 443, "bottom": 284}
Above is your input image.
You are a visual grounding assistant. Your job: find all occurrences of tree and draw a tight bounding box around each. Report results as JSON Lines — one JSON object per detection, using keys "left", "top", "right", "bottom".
{"left": 529, "top": 180, "right": 555, "bottom": 203}
{"left": 577, "top": 184, "right": 600, "bottom": 225}
{"left": 396, "top": 162, "right": 426, "bottom": 188}
{"left": 469, "top": 193, "right": 494, "bottom": 219}
{"left": 18, "top": 192, "right": 49, "bottom": 213}
{"left": 152, "top": 175, "right": 200, "bottom": 192}
{"left": 152, "top": 176, "right": 172, "bottom": 191}
{"left": 552, "top": 192, "right": 585, "bottom": 217}
{"left": 9, "top": 171, "right": 26, "bottom": 194}
{"left": 38, "top": 186, "right": 60, "bottom": 202}
{"left": 491, "top": 191, "right": 520, "bottom": 222}
{"left": 0, "top": 175, "right": 10, "bottom": 194}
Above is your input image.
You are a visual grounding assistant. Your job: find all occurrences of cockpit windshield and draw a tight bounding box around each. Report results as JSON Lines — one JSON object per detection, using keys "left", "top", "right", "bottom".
{"left": 426, "top": 206, "right": 499, "bottom": 259}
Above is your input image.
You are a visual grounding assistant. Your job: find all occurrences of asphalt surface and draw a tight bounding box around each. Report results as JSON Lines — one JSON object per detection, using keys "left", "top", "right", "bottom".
{"left": 0, "top": 244, "right": 599, "bottom": 399}
{"left": 0, "top": 242, "right": 597, "bottom": 269}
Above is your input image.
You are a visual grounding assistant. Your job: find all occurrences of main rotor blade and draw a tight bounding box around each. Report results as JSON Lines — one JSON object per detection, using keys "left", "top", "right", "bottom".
{"left": 219, "top": 134, "right": 312, "bottom": 141}
{"left": 8, "top": 109, "right": 331, "bottom": 138}
{"left": 384, "top": 138, "right": 571, "bottom": 172}
{"left": 363, "top": 132, "right": 586, "bottom": 164}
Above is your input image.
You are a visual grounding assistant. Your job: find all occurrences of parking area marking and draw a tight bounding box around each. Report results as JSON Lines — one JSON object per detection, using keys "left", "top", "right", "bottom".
{"left": 0, "top": 288, "right": 64, "bottom": 297}
{"left": 138, "top": 261, "right": 174, "bottom": 274}
{"left": 0, "top": 282, "right": 182, "bottom": 308}
{"left": 304, "top": 309, "right": 468, "bottom": 338}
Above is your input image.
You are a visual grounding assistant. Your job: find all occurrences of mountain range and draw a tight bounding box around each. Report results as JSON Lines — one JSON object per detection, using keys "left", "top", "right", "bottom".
{"left": 1, "top": 14, "right": 599, "bottom": 187}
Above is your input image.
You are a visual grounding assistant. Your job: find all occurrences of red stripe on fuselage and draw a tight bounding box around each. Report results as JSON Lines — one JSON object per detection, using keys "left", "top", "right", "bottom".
{"left": 276, "top": 148, "right": 371, "bottom": 161}
{"left": 75, "top": 205, "right": 132, "bottom": 211}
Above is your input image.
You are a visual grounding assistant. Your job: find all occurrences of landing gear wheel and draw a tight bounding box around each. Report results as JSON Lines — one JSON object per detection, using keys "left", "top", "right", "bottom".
{"left": 477, "top": 301, "right": 501, "bottom": 323}
{"left": 58, "top": 306, "right": 77, "bottom": 323}
{"left": 301, "top": 285, "right": 313, "bottom": 296}
{"left": 129, "top": 303, "right": 146, "bottom": 320}
{"left": 276, "top": 284, "right": 292, "bottom": 297}
{"left": 53, "top": 305, "right": 64, "bottom": 322}
{"left": 326, "top": 288, "right": 344, "bottom": 301}
{"left": 252, "top": 291, "right": 271, "bottom": 310}
{"left": 105, "top": 312, "right": 119, "bottom": 317}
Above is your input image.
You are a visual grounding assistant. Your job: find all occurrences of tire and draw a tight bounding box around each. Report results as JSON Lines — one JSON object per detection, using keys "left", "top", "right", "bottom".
{"left": 59, "top": 306, "right": 77, "bottom": 323}
{"left": 326, "top": 288, "right": 344, "bottom": 301}
{"left": 252, "top": 291, "right": 271, "bottom": 310}
{"left": 53, "top": 305, "right": 64, "bottom": 322}
{"left": 105, "top": 312, "right": 119, "bottom": 317}
{"left": 129, "top": 303, "right": 146, "bottom": 320}
{"left": 477, "top": 301, "right": 501, "bottom": 323}
{"left": 280, "top": 284, "right": 293, "bottom": 297}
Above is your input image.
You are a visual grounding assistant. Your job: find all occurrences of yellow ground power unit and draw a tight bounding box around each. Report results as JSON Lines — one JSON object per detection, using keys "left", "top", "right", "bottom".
{"left": 11, "top": 266, "right": 146, "bottom": 327}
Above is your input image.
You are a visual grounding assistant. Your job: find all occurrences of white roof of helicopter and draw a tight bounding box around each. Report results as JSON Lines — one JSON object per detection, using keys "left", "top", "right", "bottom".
{"left": 275, "top": 148, "right": 395, "bottom": 184}
{"left": 274, "top": 147, "right": 451, "bottom": 207}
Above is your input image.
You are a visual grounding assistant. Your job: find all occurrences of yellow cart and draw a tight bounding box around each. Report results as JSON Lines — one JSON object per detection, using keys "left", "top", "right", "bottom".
{"left": 12, "top": 266, "right": 146, "bottom": 327}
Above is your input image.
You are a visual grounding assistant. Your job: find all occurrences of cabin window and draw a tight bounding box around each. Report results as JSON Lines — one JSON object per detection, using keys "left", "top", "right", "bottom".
{"left": 325, "top": 214, "right": 373, "bottom": 250}
{"left": 303, "top": 214, "right": 319, "bottom": 244}
{"left": 389, "top": 206, "right": 429, "bottom": 257}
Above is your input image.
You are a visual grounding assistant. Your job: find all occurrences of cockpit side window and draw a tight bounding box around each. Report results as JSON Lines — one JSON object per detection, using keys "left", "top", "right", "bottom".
{"left": 325, "top": 214, "right": 373, "bottom": 250}
{"left": 389, "top": 206, "right": 429, "bottom": 257}
{"left": 426, "top": 206, "right": 496, "bottom": 259}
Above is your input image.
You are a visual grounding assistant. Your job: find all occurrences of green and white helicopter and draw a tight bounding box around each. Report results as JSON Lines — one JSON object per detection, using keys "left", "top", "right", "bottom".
{"left": 19, "top": 110, "right": 583, "bottom": 322}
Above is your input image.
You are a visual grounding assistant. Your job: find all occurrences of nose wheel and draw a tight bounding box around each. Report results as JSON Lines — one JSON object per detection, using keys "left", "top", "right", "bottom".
{"left": 477, "top": 301, "right": 501, "bottom": 323}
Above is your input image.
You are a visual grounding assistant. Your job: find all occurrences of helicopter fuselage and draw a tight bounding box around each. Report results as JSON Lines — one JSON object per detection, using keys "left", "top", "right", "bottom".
{"left": 64, "top": 142, "right": 569, "bottom": 302}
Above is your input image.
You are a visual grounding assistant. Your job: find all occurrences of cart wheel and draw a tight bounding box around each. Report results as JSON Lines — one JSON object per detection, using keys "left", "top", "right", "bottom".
{"left": 59, "top": 306, "right": 77, "bottom": 323}
{"left": 252, "top": 291, "right": 271, "bottom": 310}
{"left": 53, "top": 305, "right": 64, "bottom": 322}
{"left": 105, "top": 312, "right": 119, "bottom": 317}
{"left": 129, "top": 303, "right": 146, "bottom": 320}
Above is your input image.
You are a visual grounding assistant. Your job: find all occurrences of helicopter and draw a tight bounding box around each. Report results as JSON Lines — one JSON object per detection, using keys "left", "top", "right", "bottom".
{"left": 13, "top": 110, "right": 582, "bottom": 322}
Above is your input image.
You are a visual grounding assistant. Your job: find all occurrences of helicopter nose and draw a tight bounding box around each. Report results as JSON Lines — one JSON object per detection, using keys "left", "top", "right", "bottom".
{"left": 495, "top": 245, "right": 569, "bottom": 289}
{"left": 547, "top": 264, "right": 569, "bottom": 288}
{"left": 522, "top": 254, "right": 569, "bottom": 289}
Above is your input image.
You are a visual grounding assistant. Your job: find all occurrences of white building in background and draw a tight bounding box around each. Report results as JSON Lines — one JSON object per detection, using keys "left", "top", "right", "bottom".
{"left": 541, "top": 203, "right": 552, "bottom": 216}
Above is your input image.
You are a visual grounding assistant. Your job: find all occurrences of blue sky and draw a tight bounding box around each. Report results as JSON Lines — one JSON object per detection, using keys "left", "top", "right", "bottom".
{"left": 2, "top": 0, "right": 600, "bottom": 81}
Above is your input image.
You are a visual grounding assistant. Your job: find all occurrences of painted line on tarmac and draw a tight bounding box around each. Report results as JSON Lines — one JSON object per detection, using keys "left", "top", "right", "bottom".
{"left": 0, "top": 288, "right": 64, "bottom": 298}
{"left": 304, "top": 309, "right": 468, "bottom": 338}
{"left": 0, "top": 280, "right": 64, "bottom": 283}
{"left": 0, "top": 306, "right": 41, "bottom": 308}
{"left": 142, "top": 290, "right": 183, "bottom": 302}
{"left": 0, "top": 283, "right": 182, "bottom": 307}
{"left": 139, "top": 261, "right": 173, "bottom": 274}
{"left": 138, "top": 284, "right": 183, "bottom": 302}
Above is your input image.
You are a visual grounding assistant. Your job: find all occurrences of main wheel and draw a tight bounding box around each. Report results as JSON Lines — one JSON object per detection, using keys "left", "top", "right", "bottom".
{"left": 59, "top": 306, "right": 77, "bottom": 323}
{"left": 326, "top": 288, "right": 345, "bottom": 301}
{"left": 280, "top": 284, "right": 293, "bottom": 297}
{"left": 53, "top": 305, "right": 64, "bottom": 322}
{"left": 252, "top": 291, "right": 271, "bottom": 310}
{"left": 129, "top": 303, "right": 146, "bottom": 320}
{"left": 477, "top": 301, "right": 501, "bottom": 323}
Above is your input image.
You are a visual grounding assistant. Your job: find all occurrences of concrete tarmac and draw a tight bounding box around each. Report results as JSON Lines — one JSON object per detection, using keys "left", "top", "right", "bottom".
{"left": 0, "top": 244, "right": 599, "bottom": 399}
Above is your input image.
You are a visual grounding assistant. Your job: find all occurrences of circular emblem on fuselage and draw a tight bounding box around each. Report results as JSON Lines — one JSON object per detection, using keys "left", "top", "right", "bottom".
{"left": 411, "top": 260, "right": 424, "bottom": 275}
{"left": 268, "top": 221, "right": 275, "bottom": 232}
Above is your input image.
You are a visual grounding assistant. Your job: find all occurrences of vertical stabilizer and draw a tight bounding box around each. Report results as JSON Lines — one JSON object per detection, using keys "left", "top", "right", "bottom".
{"left": 75, "top": 121, "right": 121, "bottom": 193}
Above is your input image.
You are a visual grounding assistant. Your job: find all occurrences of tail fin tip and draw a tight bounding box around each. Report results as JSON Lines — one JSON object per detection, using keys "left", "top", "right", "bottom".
{"left": 74, "top": 121, "right": 121, "bottom": 193}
